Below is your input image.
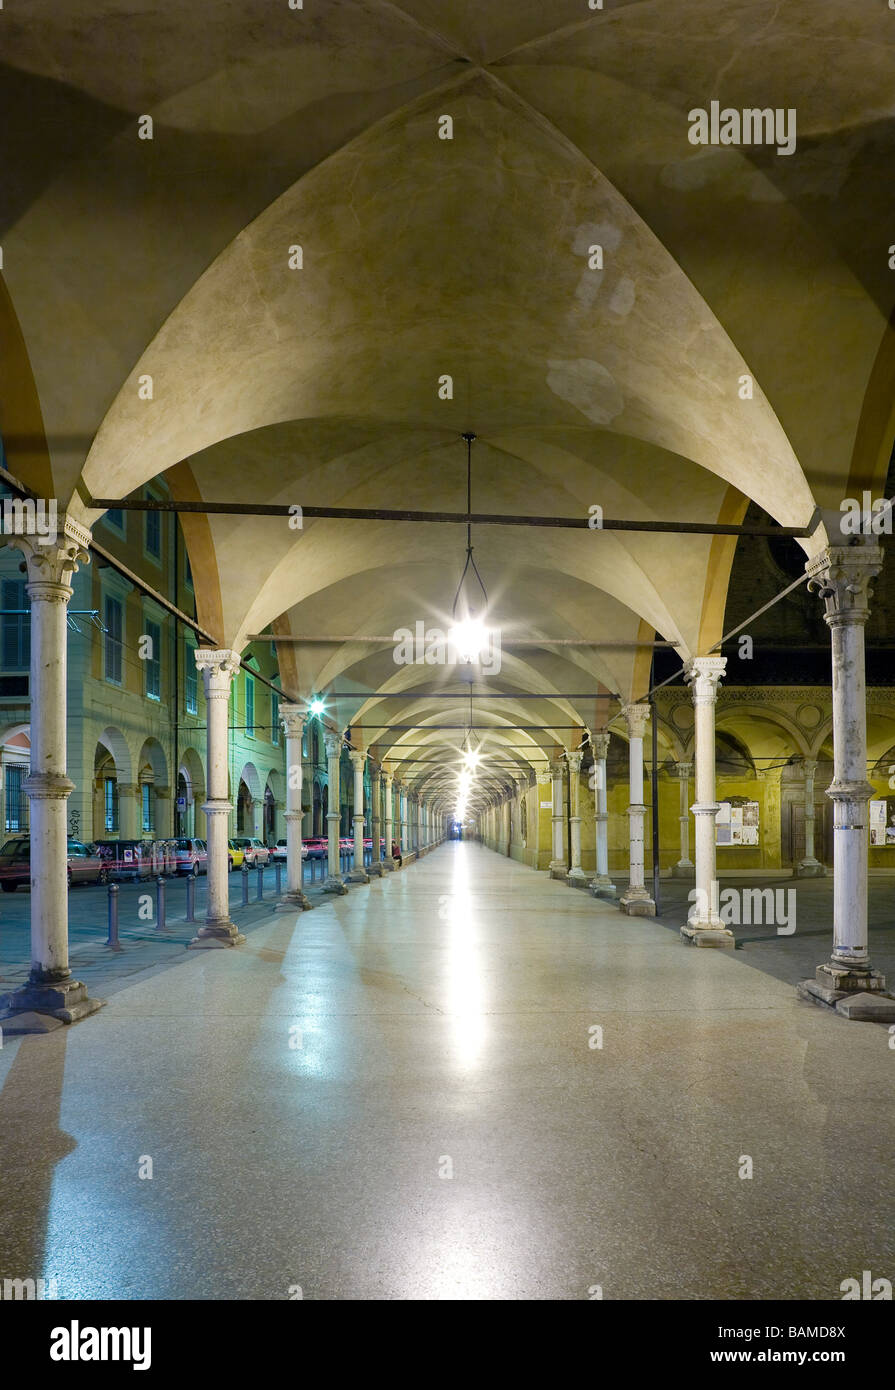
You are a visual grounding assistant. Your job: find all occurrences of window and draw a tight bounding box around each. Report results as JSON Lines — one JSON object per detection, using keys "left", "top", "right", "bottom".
{"left": 1, "top": 579, "right": 30, "bottom": 670}
{"left": 271, "top": 691, "right": 279, "bottom": 745}
{"left": 104, "top": 596, "right": 123, "bottom": 684}
{"left": 245, "top": 675, "right": 255, "bottom": 737}
{"left": 4, "top": 764, "right": 27, "bottom": 831}
{"left": 105, "top": 509, "right": 125, "bottom": 534}
{"left": 145, "top": 497, "right": 161, "bottom": 560}
{"left": 145, "top": 618, "right": 161, "bottom": 700}
{"left": 185, "top": 642, "right": 198, "bottom": 715}
{"left": 141, "top": 783, "right": 154, "bottom": 833}
{"left": 104, "top": 777, "right": 119, "bottom": 832}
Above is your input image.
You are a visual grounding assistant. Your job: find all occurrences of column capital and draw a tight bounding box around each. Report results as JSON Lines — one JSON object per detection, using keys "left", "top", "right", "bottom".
{"left": 676, "top": 760, "right": 693, "bottom": 779}
{"left": 684, "top": 656, "right": 726, "bottom": 701}
{"left": 806, "top": 544, "right": 883, "bottom": 628}
{"left": 348, "top": 748, "right": 366, "bottom": 771}
{"left": 279, "top": 702, "right": 307, "bottom": 738}
{"left": 11, "top": 512, "right": 92, "bottom": 591}
{"left": 550, "top": 758, "right": 566, "bottom": 777}
{"left": 622, "top": 702, "right": 651, "bottom": 740}
{"left": 566, "top": 751, "right": 583, "bottom": 774}
{"left": 536, "top": 769, "right": 552, "bottom": 785}
{"left": 195, "top": 648, "right": 241, "bottom": 696}
{"left": 591, "top": 732, "right": 610, "bottom": 760}
{"left": 324, "top": 729, "right": 343, "bottom": 759}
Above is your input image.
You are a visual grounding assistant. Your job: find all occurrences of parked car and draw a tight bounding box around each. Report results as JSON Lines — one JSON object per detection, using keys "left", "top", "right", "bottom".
{"left": 171, "top": 837, "right": 207, "bottom": 876}
{"left": 230, "top": 836, "right": 270, "bottom": 867}
{"left": 93, "top": 838, "right": 155, "bottom": 881}
{"left": 303, "top": 837, "right": 328, "bottom": 860}
{"left": 271, "top": 839, "right": 287, "bottom": 861}
{"left": 227, "top": 838, "right": 244, "bottom": 869}
{"left": 0, "top": 836, "right": 108, "bottom": 892}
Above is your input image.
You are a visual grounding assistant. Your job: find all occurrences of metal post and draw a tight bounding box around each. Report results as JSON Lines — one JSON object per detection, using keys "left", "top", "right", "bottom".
{"left": 106, "top": 883, "right": 123, "bottom": 952}
{"left": 275, "top": 861, "right": 282, "bottom": 895}
{"left": 155, "top": 875, "right": 167, "bottom": 932}
{"left": 241, "top": 861, "right": 249, "bottom": 906}
{"left": 185, "top": 873, "right": 196, "bottom": 923}
{"left": 256, "top": 864, "right": 263, "bottom": 900}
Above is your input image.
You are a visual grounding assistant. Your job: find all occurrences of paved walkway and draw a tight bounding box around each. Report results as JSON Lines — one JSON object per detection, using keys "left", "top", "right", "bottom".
{"left": 0, "top": 842, "right": 892, "bottom": 1300}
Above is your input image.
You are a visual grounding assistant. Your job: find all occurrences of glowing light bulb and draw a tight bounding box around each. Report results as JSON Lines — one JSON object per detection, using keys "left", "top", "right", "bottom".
{"left": 449, "top": 618, "right": 489, "bottom": 664}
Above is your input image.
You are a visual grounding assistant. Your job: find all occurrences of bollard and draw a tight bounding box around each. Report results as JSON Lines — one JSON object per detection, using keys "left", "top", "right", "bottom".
{"left": 155, "top": 875, "right": 167, "bottom": 932}
{"left": 106, "top": 882, "right": 123, "bottom": 952}
{"left": 256, "top": 863, "right": 264, "bottom": 900}
{"left": 185, "top": 872, "right": 196, "bottom": 923}
{"left": 241, "top": 860, "right": 249, "bottom": 906}
{"left": 275, "top": 861, "right": 282, "bottom": 895}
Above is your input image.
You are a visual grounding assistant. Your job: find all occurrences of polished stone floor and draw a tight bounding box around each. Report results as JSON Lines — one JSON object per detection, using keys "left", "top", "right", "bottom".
{"left": 0, "top": 841, "right": 892, "bottom": 1300}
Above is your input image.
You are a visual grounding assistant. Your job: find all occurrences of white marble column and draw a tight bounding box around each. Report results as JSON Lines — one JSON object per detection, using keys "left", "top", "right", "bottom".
{"left": 672, "top": 760, "right": 695, "bottom": 877}
{"left": 276, "top": 703, "right": 311, "bottom": 911}
{"left": 324, "top": 731, "right": 348, "bottom": 893}
{"left": 590, "top": 732, "right": 616, "bottom": 899}
{"left": 400, "top": 788, "right": 409, "bottom": 859}
{"left": 369, "top": 766, "right": 383, "bottom": 875}
{"left": 681, "top": 657, "right": 730, "bottom": 946}
{"left": 549, "top": 758, "right": 566, "bottom": 876}
{"left": 794, "top": 758, "right": 825, "bottom": 878}
{"left": 620, "top": 704, "right": 656, "bottom": 916}
{"left": 347, "top": 749, "right": 370, "bottom": 882}
{"left": 800, "top": 544, "right": 895, "bottom": 1018}
{"left": 1, "top": 518, "right": 104, "bottom": 1029}
{"left": 191, "top": 649, "right": 244, "bottom": 947}
{"left": 567, "top": 751, "right": 587, "bottom": 883}
{"left": 382, "top": 771, "right": 396, "bottom": 869}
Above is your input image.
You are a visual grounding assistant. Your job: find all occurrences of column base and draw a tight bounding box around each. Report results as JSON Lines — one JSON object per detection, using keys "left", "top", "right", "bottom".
{"left": 566, "top": 867, "right": 589, "bottom": 888}
{"left": 671, "top": 861, "right": 695, "bottom": 878}
{"left": 797, "top": 964, "right": 895, "bottom": 1020}
{"left": 590, "top": 877, "right": 617, "bottom": 900}
{"left": 188, "top": 921, "right": 246, "bottom": 949}
{"left": 323, "top": 876, "right": 349, "bottom": 895}
{"left": 680, "top": 922, "right": 735, "bottom": 948}
{"left": 347, "top": 869, "right": 370, "bottom": 883}
{"left": 620, "top": 889, "right": 656, "bottom": 917}
{"left": 382, "top": 857, "right": 396, "bottom": 872}
{"left": 367, "top": 863, "right": 385, "bottom": 877}
{"left": 0, "top": 977, "right": 105, "bottom": 1031}
{"left": 793, "top": 858, "right": 826, "bottom": 878}
{"left": 274, "top": 891, "right": 312, "bottom": 912}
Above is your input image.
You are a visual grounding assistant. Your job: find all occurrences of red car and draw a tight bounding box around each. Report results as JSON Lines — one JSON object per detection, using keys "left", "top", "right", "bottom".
{"left": 0, "top": 836, "right": 109, "bottom": 891}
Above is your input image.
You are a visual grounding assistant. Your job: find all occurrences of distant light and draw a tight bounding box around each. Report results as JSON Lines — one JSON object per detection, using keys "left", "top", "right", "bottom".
{"left": 309, "top": 698, "right": 325, "bottom": 716}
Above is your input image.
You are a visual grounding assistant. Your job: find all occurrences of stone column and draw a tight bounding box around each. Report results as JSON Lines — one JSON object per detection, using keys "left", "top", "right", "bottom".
{"left": 382, "top": 771, "right": 396, "bottom": 869}
{"left": 276, "top": 703, "right": 311, "bottom": 911}
{"left": 323, "top": 731, "right": 348, "bottom": 893}
{"left": 348, "top": 749, "right": 370, "bottom": 883}
{"left": 590, "top": 732, "right": 616, "bottom": 899}
{"left": 400, "top": 788, "right": 409, "bottom": 858}
{"left": 619, "top": 704, "right": 656, "bottom": 916}
{"left": 549, "top": 758, "right": 566, "bottom": 876}
{"left": 189, "top": 650, "right": 244, "bottom": 948}
{"left": 1, "top": 518, "right": 104, "bottom": 1029}
{"left": 672, "top": 761, "right": 695, "bottom": 877}
{"left": 369, "top": 766, "right": 383, "bottom": 875}
{"left": 799, "top": 544, "right": 895, "bottom": 1018}
{"left": 566, "top": 751, "right": 587, "bottom": 884}
{"left": 117, "top": 781, "right": 139, "bottom": 841}
{"left": 794, "top": 758, "right": 825, "bottom": 877}
{"left": 680, "top": 657, "right": 730, "bottom": 946}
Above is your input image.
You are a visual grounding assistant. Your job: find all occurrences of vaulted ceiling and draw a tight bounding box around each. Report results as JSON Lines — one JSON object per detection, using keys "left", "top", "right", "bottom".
{"left": 2, "top": 0, "right": 893, "bottom": 815}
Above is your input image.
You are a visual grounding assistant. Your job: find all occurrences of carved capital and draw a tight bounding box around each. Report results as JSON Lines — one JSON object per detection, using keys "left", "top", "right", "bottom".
{"left": 622, "top": 702, "right": 651, "bottom": 740}
{"left": 806, "top": 544, "right": 883, "bottom": 628}
{"left": 684, "top": 656, "right": 726, "bottom": 703}
{"left": 279, "top": 702, "right": 307, "bottom": 740}
{"left": 12, "top": 513, "right": 92, "bottom": 594}
{"left": 324, "top": 730, "right": 342, "bottom": 760}
{"left": 195, "top": 648, "right": 241, "bottom": 698}
{"left": 536, "top": 769, "right": 552, "bottom": 785}
{"left": 348, "top": 749, "right": 366, "bottom": 772}
{"left": 566, "top": 751, "right": 583, "bottom": 774}
{"left": 591, "top": 732, "right": 610, "bottom": 760}
{"left": 676, "top": 761, "right": 693, "bottom": 779}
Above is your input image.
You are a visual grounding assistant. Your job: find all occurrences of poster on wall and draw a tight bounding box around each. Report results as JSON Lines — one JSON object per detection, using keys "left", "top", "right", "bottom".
{"left": 716, "top": 799, "right": 760, "bottom": 846}
{"left": 869, "top": 799, "right": 895, "bottom": 846}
